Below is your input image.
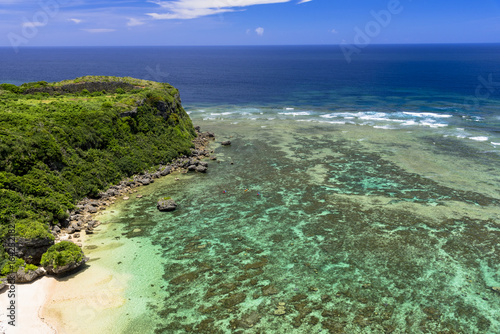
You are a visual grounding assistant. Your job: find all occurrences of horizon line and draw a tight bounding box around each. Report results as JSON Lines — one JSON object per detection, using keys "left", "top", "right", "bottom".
{"left": 1, "top": 42, "right": 500, "bottom": 49}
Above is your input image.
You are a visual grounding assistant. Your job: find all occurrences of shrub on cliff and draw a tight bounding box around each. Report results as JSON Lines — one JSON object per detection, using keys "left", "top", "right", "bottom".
{"left": 40, "top": 241, "right": 84, "bottom": 269}
{"left": 0, "top": 258, "right": 26, "bottom": 276}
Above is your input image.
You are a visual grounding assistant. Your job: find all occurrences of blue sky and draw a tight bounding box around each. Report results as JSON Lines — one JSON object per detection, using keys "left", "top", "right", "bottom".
{"left": 0, "top": 0, "right": 499, "bottom": 47}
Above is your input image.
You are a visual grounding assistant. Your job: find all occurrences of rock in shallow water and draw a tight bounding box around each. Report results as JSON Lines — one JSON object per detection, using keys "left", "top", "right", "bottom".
{"left": 195, "top": 166, "right": 208, "bottom": 173}
{"left": 157, "top": 198, "right": 177, "bottom": 212}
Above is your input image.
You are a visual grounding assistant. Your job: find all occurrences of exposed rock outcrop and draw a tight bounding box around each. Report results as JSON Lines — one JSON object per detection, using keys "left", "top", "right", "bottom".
{"left": 7, "top": 237, "right": 54, "bottom": 265}
{"left": 13, "top": 267, "right": 46, "bottom": 283}
{"left": 196, "top": 166, "right": 208, "bottom": 173}
{"left": 44, "top": 257, "right": 89, "bottom": 276}
{"left": 157, "top": 198, "right": 178, "bottom": 212}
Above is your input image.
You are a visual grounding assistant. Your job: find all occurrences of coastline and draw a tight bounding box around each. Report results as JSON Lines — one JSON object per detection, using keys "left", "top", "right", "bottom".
{"left": 52, "top": 127, "right": 215, "bottom": 244}
{"left": 0, "top": 127, "right": 215, "bottom": 333}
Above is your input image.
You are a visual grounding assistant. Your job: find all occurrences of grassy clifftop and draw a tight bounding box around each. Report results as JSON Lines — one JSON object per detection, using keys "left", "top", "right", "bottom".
{"left": 0, "top": 76, "right": 196, "bottom": 270}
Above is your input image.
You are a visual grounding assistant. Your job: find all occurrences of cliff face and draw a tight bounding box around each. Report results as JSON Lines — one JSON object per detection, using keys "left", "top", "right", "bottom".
{"left": 0, "top": 76, "right": 196, "bottom": 274}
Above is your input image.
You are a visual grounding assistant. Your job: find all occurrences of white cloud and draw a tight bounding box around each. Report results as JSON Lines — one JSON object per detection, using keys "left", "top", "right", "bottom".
{"left": 298, "top": 0, "right": 312, "bottom": 3}
{"left": 127, "top": 18, "right": 145, "bottom": 27}
{"left": 255, "top": 27, "right": 264, "bottom": 36}
{"left": 22, "top": 21, "right": 46, "bottom": 28}
{"left": 68, "top": 18, "right": 83, "bottom": 24}
{"left": 81, "top": 29, "right": 116, "bottom": 33}
{"left": 148, "top": 0, "right": 292, "bottom": 20}
{"left": 330, "top": 29, "right": 338, "bottom": 34}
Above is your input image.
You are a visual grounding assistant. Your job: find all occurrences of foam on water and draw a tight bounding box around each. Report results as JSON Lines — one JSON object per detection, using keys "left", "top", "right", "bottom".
{"left": 469, "top": 136, "right": 489, "bottom": 142}
{"left": 278, "top": 111, "right": 313, "bottom": 116}
{"left": 188, "top": 104, "right": 500, "bottom": 153}
{"left": 402, "top": 112, "right": 453, "bottom": 118}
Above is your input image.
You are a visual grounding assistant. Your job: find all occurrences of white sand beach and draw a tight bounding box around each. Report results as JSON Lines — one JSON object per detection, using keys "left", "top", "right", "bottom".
{"left": 0, "top": 277, "right": 56, "bottom": 334}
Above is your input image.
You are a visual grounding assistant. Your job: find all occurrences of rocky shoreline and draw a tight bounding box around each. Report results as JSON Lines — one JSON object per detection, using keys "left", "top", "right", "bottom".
{"left": 4, "top": 127, "right": 217, "bottom": 285}
{"left": 56, "top": 126, "right": 216, "bottom": 242}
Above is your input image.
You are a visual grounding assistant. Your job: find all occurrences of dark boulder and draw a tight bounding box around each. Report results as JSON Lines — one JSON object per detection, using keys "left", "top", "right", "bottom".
{"left": 221, "top": 140, "right": 231, "bottom": 146}
{"left": 139, "top": 178, "right": 151, "bottom": 185}
{"left": 73, "top": 222, "right": 82, "bottom": 232}
{"left": 187, "top": 165, "right": 197, "bottom": 171}
{"left": 7, "top": 237, "right": 54, "bottom": 265}
{"left": 87, "top": 206, "right": 98, "bottom": 214}
{"left": 160, "top": 166, "right": 172, "bottom": 176}
{"left": 14, "top": 267, "right": 46, "bottom": 283}
{"left": 196, "top": 166, "right": 208, "bottom": 173}
{"left": 157, "top": 198, "right": 177, "bottom": 212}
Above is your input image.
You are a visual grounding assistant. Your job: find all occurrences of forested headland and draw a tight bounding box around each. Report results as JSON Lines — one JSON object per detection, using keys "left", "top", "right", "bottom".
{"left": 0, "top": 76, "right": 196, "bottom": 282}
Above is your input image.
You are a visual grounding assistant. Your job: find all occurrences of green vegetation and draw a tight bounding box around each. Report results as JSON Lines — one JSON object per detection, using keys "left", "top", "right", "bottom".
{"left": 1, "top": 257, "right": 29, "bottom": 275}
{"left": 40, "top": 241, "right": 84, "bottom": 268}
{"left": 1, "top": 258, "right": 24, "bottom": 275}
{"left": 24, "top": 263, "right": 38, "bottom": 272}
{"left": 0, "top": 76, "right": 196, "bottom": 265}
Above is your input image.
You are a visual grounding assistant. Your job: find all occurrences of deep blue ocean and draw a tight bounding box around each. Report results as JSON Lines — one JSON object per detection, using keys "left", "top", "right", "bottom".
{"left": 1, "top": 45, "right": 500, "bottom": 105}
{"left": 2, "top": 45, "right": 500, "bottom": 333}
{"left": 1, "top": 44, "right": 499, "bottom": 144}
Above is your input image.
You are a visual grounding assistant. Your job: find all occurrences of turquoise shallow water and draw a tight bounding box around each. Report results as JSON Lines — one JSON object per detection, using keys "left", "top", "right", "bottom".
{"left": 91, "top": 116, "right": 500, "bottom": 334}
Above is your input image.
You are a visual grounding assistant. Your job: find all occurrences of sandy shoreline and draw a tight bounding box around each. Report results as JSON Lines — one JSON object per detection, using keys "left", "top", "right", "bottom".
{"left": 0, "top": 224, "right": 131, "bottom": 334}
{"left": 0, "top": 277, "right": 56, "bottom": 334}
